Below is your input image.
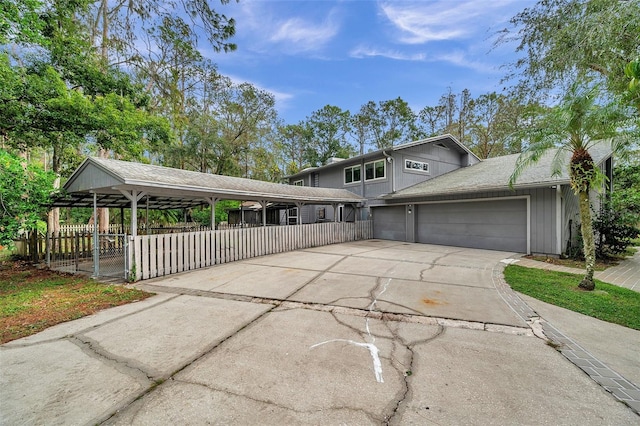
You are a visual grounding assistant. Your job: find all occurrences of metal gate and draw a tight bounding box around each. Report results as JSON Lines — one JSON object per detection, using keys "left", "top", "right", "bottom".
{"left": 93, "top": 234, "right": 128, "bottom": 279}
{"left": 48, "top": 232, "right": 128, "bottom": 279}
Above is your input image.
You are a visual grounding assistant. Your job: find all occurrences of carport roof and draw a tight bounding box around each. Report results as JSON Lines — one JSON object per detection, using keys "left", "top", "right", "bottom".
{"left": 52, "top": 157, "right": 365, "bottom": 209}
{"left": 381, "top": 140, "right": 614, "bottom": 200}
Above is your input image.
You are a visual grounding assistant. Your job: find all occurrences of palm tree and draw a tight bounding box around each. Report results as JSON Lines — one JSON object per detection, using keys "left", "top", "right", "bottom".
{"left": 509, "top": 82, "right": 631, "bottom": 290}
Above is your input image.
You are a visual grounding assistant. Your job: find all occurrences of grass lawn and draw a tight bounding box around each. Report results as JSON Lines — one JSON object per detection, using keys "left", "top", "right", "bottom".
{"left": 504, "top": 265, "right": 640, "bottom": 331}
{"left": 0, "top": 261, "right": 153, "bottom": 344}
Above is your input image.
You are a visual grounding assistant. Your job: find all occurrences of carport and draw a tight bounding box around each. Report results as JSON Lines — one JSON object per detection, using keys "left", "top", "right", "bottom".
{"left": 54, "top": 157, "right": 366, "bottom": 236}
{"left": 50, "top": 157, "right": 370, "bottom": 280}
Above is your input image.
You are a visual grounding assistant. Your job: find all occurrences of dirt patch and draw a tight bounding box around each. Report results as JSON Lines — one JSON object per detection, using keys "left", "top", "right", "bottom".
{"left": 524, "top": 255, "right": 617, "bottom": 271}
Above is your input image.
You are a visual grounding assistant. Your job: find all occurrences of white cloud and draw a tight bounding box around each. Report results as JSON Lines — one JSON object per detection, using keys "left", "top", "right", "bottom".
{"left": 232, "top": 1, "right": 342, "bottom": 55}
{"left": 270, "top": 16, "right": 340, "bottom": 53}
{"left": 434, "top": 50, "right": 499, "bottom": 74}
{"left": 224, "top": 74, "right": 295, "bottom": 106}
{"left": 349, "top": 44, "right": 499, "bottom": 75}
{"left": 379, "top": 0, "right": 519, "bottom": 44}
{"left": 350, "top": 45, "right": 426, "bottom": 61}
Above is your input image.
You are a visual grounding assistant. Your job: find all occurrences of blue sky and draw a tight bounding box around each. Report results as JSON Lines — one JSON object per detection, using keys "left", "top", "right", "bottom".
{"left": 208, "top": 0, "right": 534, "bottom": 125}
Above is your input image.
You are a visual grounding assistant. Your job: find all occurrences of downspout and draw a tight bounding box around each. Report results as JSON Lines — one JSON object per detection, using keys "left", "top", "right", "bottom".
{"left": 382, "top": 150, "right": 395, "bottom": 193}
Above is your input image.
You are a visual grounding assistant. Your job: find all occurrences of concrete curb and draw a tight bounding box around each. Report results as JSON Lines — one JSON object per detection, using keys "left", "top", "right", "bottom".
{"left": 494, "top": 258, "right": 640, "bottom": 415}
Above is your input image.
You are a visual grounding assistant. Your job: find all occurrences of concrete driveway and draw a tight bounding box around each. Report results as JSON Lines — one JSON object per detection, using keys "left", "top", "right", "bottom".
{"left": 1, "top": 240, "right": 638, "bottom": 425}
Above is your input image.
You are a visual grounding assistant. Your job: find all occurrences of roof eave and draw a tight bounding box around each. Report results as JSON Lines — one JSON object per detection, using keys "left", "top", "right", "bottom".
{"left": 379, "top": 179, "right": 570, "bottom": 201}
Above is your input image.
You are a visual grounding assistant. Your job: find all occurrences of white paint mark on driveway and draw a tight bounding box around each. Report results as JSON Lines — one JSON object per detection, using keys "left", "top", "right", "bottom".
{"left": 310, "top": 278, "right": 392, "bottom": 383}
{"left": 310, "top": 339, "right": 384, "bottom": 383}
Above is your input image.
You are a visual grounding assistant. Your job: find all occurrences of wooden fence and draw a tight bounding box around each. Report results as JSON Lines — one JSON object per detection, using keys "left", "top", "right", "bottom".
{"left": 129, "top": 220, "right": 373, "bottom": 281}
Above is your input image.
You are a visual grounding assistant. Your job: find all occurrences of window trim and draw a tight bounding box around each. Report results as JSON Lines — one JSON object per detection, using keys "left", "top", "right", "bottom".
{"left": 344, "top": 164, "right": 362, "bottom": 185}
{"left": 292, "top": 179, "right": 304, "bottom": 186}
{"left": 364, "top": 159, "right": 386, "bottom": 181}
{"left": 404, "top": 159, "right": 430, "bottom": 173}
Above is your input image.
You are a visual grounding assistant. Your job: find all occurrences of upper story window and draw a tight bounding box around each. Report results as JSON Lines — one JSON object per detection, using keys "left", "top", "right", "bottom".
{"left": 404, "top": 159, "right": 429, "bottom": 173}
{"left": 365, "top": 159, "right": 385, "bottom": 181}
{"left": 292, "top": 180, "right": 304, "bottom": 186}
{"left": 344, "top": 165, "right": 361, "bottom": 184}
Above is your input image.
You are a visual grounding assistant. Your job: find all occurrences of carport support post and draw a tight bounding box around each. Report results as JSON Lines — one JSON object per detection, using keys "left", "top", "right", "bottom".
{"left": 295, "top": 202, "right": 304, "bottom": 225}
{"left": 92, "top": 192, "right": 99, "bottom": 277}
{"left": 119, "top": 189, "right": 146, "bottom": 238}
{"left": 205, "top": 197, "right": 218, "bottom": 229}
{"left": 260, "top": 200, "right": 268, "bottom": 226}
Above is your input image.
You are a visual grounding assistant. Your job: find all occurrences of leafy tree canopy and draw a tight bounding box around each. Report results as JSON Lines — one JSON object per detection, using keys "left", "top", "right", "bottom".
{"left": 501, "top": 0, "right": 640, "bottom": 100}
{"left": 0, "top": 150, "right": 56, "bottom": 246}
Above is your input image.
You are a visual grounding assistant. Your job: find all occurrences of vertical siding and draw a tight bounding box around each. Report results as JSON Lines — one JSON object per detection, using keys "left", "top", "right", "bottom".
{"left": 562, "top": 185, "right": 581, "bottom": 254}
{"left": 317, "top": 165, "right": 345, "bottom": 189}
{"left": 529, "top": 187, "right": 556, "bottom": 254}
{"left": 393, "top": 145, "right": 467, "bottom": 192}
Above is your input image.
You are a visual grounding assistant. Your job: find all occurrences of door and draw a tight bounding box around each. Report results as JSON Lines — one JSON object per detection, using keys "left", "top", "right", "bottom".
{"left": 416, "top": 199, "right": 527, "bottom": 252}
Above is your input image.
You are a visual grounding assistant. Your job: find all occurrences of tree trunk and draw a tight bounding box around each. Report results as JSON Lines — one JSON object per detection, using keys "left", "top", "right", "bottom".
{"left": 97, "top": 149, "right": 109, "bottom": 233}
{"left": 578, "top": 189, "right": 596, "bottom": 290}
{"left": 47, "top": 176, "right": 61, "bottom": 235}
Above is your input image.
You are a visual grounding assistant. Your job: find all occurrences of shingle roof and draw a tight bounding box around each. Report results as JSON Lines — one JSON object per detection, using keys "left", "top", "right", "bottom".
{"left": 381, "top": 141, "right": 613, "bottom": 200}
{"left": 54, "top": 157, "right": 365, "bottom": 209}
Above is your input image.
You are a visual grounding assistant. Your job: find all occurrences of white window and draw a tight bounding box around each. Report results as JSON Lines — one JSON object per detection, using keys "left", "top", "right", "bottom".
{"left": 344, "top": 165, "right": 361, "bottom": 184}
{"left": 292, "top": 180, "right": 303, "bottom": 186}
{"left": 404, "top": 159, "right": 429, "bottom": 173}
{"left": 365, "top": 159, "right": 385, "bottom": 181}
{"left": 288, "top": 207, "right": 298, "bottom": 225}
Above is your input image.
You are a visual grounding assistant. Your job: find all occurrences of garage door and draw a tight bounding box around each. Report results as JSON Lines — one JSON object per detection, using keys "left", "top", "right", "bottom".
{"left": 416, "top": 199, "right": 527, "bottom": 252}
{"left": 373, "top": 206, "right": 406, "bottom": 241}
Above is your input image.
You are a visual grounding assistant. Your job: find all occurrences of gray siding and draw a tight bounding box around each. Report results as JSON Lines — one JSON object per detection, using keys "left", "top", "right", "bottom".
{"left": 562, "top": 185, "right": 580, "bottom": 254}
{"left": 287, "top": 140, "right": 471, "bottom": 202}
{"left": 392, "top": 144, "right": 467, "bottom": 194}
{"left": 373, "top": 206, "right": 406, "bottom": 241}
{"left": 67, "top": 163, "right": 122, "bottom": 192}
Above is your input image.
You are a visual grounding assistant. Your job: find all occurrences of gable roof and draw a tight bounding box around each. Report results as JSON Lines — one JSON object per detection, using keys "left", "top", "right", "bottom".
{"left": 53, "top": 157, "right": 365, "bottom": 209}
{"left": 381, "top": 140, "right": 613, "bottom": 200}
{"left": 286, "top": 134, "right": 479, "bottom": 179}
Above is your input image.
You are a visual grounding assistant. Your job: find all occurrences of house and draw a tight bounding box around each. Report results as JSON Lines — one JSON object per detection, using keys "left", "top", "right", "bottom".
{"left": 286, "top": 135, "right": 479, "bottom": 222}
{"left": 286, "top": 134, "right": 614, "bottom": 255}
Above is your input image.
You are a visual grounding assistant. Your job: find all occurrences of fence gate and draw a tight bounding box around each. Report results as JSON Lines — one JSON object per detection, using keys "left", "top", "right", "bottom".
{"left": 94, "top": 234, "right": 128, "bottom": 279}
{"left": 47, "top": 232, "right": 127, "bottom": 280}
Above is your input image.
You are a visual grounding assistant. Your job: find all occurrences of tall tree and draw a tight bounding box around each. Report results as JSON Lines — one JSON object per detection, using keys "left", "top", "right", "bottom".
{"left": 304, "top": 105, "right": 354, "bottom": 167}
{"left": 84, "top": 0, "right": 236, "bottom": 67}
{"left": 0, "top": 150, "right": 56, "bottom": 247}
{"left": 501, "top": 0, "right": 640, "bottom": 100}
{"left": 625, "top": 60, "right": 640, "bottom": 114}
{"left": 354, "top": 98, "right": 419, "bottom": 150}
{"left": 350, "top": 106, "right": 374, "bottom": 155}
{"left": 0, "top": 0, "right": 45, "bottom": 45}
{"left": 469, "top": 93, "right": 532, "bottom": 158}
{"left": 277, "top": 123, "right": 312, "bottom": 175}
{"left": 509, "top": 82, "right": 631, "bottom": 290}
{"left": 180, "top": 77, "right": 277, "bottom": 177}
{"left": 418, "top": 105, "right": 445, "bottom": 137}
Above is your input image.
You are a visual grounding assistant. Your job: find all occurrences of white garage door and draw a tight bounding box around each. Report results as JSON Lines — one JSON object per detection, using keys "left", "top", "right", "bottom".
{"left": 416, "top": 199, "right": 527, "bottom": 252}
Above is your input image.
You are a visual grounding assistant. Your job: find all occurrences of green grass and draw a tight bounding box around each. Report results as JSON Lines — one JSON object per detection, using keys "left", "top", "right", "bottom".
{"left": 0, "top": 264, "right": 153, "bottom": 343}
{"left": 504, "top": 265, "right": 640, "bottom": 330}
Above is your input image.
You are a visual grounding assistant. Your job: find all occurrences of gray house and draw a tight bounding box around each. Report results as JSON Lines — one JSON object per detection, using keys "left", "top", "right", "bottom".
{"left": 286, "top": 134, "right": 613, "bottom": 255}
